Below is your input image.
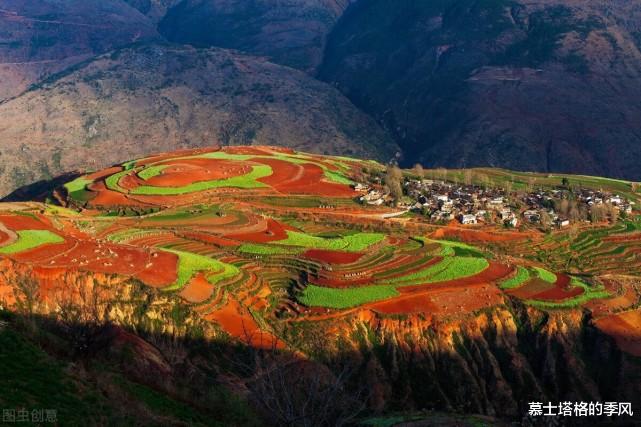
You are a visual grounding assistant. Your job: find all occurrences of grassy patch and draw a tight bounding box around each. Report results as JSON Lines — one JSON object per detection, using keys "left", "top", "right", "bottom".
{"left": 238, "top": 243, "right": 304, "bottom": 256}
{"left": 0, "top": 230, "right": 64, "bottom": 254}
{"left": 137, "top": 164, "right": 170, "bottom": 181}
{"left": 533, "top": 266, "right": 557, "bottom": 283}
{"left": 161, "top": 249, "right": 239, "bottom": 291}
{"left": 104, "top": 169, "right": 129, "bottom": 193}
{"left": 64, "top": 177, "right": 94, "bottom": 201}
{"left": 131, "top": 165, "right": 272, "bottom": 195}
{"left": 500, "top": 266, "right": 530, "bottom": 289}
{"left": 384, "top": 257, "right": 489, "bottom": 286}
{"left": 298, "top": 285, "right": 399, "bottom": 309}
{"left": 275, "top": 231, "right": 384, "bottom": 252}
{"left": 324, "top": 170, "right": 355, "bottom": 185}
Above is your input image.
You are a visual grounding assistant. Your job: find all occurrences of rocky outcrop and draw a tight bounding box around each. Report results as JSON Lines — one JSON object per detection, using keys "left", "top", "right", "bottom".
{"left": 308, "top": 302, "right": 641, "bottom": 419}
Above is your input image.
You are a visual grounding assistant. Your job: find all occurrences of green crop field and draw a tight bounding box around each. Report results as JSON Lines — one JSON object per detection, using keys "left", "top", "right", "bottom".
{"left": 527, "top": 277, "right": 611, "bottom": 309}
{"left": 324, "top": 170, "right": 355, "bottom": 185}
{"left": 533, "top": 267, "right": 557, "bottom": 283}
{"left": 64, "top": 177, "right": 94, "bottom": 201}
{"left": 499, "top": 266, "right": 530, "bottom": 289}
{"left": 104, "top": 169, "right": 130, "bottom": 193}
{"left": 162, "top": 249, "right": 239, "bottom": 291}
{"left": 298, "top": 284, "right": 399, "bottom": 309}
{"left": 131, "top": 165, "right": 272, "bottom": 195}
{"left": 137, "top": 165, "right": 170, "bottom": 181}
{"left": 0, "top": 230, "right": 64, "bottom": 254}
{"left": 275, "top": 231, "right": 385, "bottom": 252}
{"left": 384, "top": 256, "right": 489, "bottom": 286}
{"left": 238, "top": 243, "right": 305, "bottom": 256}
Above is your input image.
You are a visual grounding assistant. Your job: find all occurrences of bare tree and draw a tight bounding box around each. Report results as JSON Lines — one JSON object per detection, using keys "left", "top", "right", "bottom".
{"left": 463, "top": 169, "right": 474, "bottom": 186}
{"left": 590, "top": 204, "right": 607, "bottom": 223}
{"left": 231, "top": 329, "right": 368, "bottom": 427}
{"left": 1, "top": 271, "right": 40, "bottom": 319}
{"left": 413, "top": 163, "right": 424, "bottom": 179}
{"left": 540, "top": 210, "right": 553, "bottom": 230}
{"left": 51, "top": 275, "right": 110, "bottom": 358}
{"left": 385, "top": 165, "right": 403, "bottom": 206}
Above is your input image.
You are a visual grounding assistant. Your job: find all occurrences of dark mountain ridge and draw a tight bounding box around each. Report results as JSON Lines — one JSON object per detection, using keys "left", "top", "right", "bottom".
{"left": 318, "top": 0, "right": 641, "bottom": 180}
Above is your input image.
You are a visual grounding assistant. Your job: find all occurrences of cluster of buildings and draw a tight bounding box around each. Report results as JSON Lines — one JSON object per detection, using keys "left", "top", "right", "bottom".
{"left": 355, "top": 178, "right": 635, "bottom": 228}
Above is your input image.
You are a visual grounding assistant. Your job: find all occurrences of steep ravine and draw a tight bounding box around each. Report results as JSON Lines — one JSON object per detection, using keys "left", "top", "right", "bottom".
{"left": 298, "top": 302, "right": 641, "bottom": 420}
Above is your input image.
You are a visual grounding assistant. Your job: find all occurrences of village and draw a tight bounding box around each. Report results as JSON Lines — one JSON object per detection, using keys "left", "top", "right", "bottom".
{"left": 355, "top": 174, "right": 635, "bottom": 229}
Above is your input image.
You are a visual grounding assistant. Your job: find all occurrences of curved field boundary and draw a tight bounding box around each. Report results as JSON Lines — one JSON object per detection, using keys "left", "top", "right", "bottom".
{"left": 0, "top": 230, "right": 64, "bottom": 254}
{"left": 160, "top": 249, "right": 240, "bottom": 291}
{"left": 499, "top": 266, "right": 530, "bottom": 289}
{"left": 298, "top": 284, "right": 399, "bottom": 309}
{"left": 378, "top": 256, "right": 489, "bottom": 287}
{"left": 131, "top": 165, "right": 272, "bottom": 195}
{"left": 273, "top": 231, "right": 385, "bottom": 252}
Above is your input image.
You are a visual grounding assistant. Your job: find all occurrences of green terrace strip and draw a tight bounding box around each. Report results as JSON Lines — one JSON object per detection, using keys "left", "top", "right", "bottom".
{"left": 417, "top": 237, "right": 485, "bottom": 258}
{"left": 533, "top": 267, "right": 557, "bottom": 283}
{"left": 107, "top": 228, "right": 164, "bottom": 243}
{"left": 105, "top": 169, "right": 130, "bottom": 193}
{"left": 64, "top": 177, "right": 94, "bottom": 201}
{"left": 274, "top": 231, "right": 385, "bottom": 252}
{"left": 130, "top": 165, "right": 272, "bottom": 195}
{"left": 238, "top": 243, "right": 305, "bottom": 256}
{"left": 137, "top": 164, "right": 170, "bottom": 181}
{"left": 161, "top": 249, "right": 240, "bottom": 291}
{"left": 381, "top": 256, "right": 489, "bottom": 287}
{"left": 0, "top": 230, "right": 64, "bottom": 254}
{"left": 324, "top": 170, "right": 355, "bottom": 185}
{"left": 526, "top": 277, "right": 611, "bottom": 309}
{"left": 500, "top": 266, "right": 530, "bottom": 289}
{"left": 299, "top": 284, "right": 399, "bottom": 309}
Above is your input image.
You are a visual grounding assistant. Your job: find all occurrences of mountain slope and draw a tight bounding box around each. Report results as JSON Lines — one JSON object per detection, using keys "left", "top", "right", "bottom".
{"left": 159, "top": 0, "right": 351, "bottom": 72}
{"left": 0, "top": 43, "right": 397, "bottom": 196}
{"left": 319, "top": 0, "right": 641, "bottom": 180}
{"left": 0, "top": 0, "right": 161, "bottom": 101}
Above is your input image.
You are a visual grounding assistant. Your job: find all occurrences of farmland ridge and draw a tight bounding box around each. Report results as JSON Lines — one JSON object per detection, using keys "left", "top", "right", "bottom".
{"left": 1, "top": 146, "right": 641, "bottom": 424}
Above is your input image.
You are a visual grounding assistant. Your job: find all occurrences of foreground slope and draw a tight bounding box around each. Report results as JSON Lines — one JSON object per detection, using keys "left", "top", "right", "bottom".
{"left": 319, "top": 0, "right": 641, "bottom": 180}
{"left": 1, "top": 146, "right": 641, "bottom": 420}
{"left": 0, "top": 44, "right": 397, "bottom": 197}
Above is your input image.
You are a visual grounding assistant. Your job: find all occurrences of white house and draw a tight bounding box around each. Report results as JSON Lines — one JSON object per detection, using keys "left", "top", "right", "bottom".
{"left": 460, "top": 214, "right": 477, "bottom": 225}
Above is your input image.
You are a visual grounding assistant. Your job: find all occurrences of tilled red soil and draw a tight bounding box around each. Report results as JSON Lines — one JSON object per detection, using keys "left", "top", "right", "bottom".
{"left": 144, "top": 159, "right": 251, "bottom": 187}
{"left": 226, "top": 219, "right": 290, "bottom": 243}
{"left": 302, "top": 249, "right": 364, "bottom": 265}
{"left": 398, "top": 262, "right": 513, "bottom": 294}
{"left": 0, "top": 230, "right": 9, "bottom": 245}
{"left": 178, "top": 273, "right": 214, "bottom": 303}
{"left": 508, "top": 274, "right": 584, "bottom": 301}
{"left": 204, "top": 297, "right": 284, "bottom": 349}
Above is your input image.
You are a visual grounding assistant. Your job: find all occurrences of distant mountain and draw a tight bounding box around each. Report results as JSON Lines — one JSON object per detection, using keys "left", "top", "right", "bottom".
{"left": 158, "top": 0, "right": 351, "bottom": 73}
{"left": 0, "top": 44, "right": 397, "bottom": 196}
{"left": 0, "top": 0, "right": 160, "bottom": 101}
{"left": 319, "top": 0, "right": 641, "bottom": 180}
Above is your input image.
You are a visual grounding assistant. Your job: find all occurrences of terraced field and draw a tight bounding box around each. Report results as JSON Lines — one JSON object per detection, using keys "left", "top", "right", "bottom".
{"left": 1, "top": 146, "right": 639, "bottom": 356}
